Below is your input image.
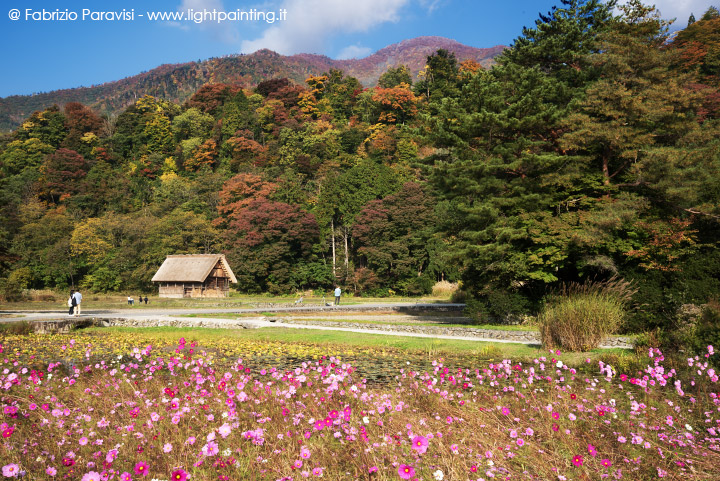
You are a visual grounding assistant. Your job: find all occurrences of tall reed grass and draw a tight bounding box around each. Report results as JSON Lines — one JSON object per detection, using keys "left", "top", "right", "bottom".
{"left": 539, "top": 277, "right": 636, "bottom": 351}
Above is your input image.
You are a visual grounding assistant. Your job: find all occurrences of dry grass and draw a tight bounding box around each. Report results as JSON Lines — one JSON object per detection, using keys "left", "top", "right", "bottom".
{"left": 431, "top": 281, "right": 459, "bottom": 298}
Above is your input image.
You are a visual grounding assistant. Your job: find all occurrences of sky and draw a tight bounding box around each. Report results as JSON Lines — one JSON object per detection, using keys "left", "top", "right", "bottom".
{"left": 0, "top": 0, "right": 717, "bottom": 98}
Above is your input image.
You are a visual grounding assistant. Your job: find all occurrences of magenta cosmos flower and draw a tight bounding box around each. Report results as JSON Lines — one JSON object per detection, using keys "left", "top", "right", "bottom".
{"left": 572, "top": 455, "right": 584, "bottom": 466}
{"left": 398, "top": 464, "right": 415, "bottom": 479}
{"left": 134, "top": 461, "right": 149, "bottom": 476}
{"left": 170, "top": 469, "right": 188, "bottom": 481}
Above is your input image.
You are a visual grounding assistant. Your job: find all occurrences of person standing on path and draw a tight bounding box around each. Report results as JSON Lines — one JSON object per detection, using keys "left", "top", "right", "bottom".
{"left": 68, "top": 290, "right": 76, "bottom": 316}
{"left": 73, "top": 289, "right": 83, "bottom": 316}
{"left": 334, "top": 286, "right": 341, "bottom": 306}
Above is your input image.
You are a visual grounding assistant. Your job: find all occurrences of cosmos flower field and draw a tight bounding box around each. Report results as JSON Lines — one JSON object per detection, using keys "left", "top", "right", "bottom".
{"left": 0, "top": 331, "right": 719, "bottom": 480}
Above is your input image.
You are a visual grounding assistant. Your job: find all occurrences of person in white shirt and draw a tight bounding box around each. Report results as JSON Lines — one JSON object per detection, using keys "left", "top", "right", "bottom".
{"left": 73, "top": 290, "right": 83, "bottom": 315}
{"left": 334, "top": 286, "right": 341, "bottom": 306}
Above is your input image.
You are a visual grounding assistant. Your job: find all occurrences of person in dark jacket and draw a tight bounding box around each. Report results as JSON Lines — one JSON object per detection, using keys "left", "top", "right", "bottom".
{"left": 68, "top": 290, "right": 76, "bottom": 316}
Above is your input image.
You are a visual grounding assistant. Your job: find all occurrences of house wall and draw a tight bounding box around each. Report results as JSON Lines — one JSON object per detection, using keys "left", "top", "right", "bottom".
{"left": 157, "top": 282, "right": 229, "bottom": 298}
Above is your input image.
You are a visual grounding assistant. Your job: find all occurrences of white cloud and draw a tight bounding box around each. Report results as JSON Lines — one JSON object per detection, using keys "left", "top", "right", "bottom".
{"left": 240, "top": 0, "right": 410, "bottom": 55}
{"left": 337, "top": 45, "right": 373, "bottom": 59}
{"left": 418, "top": 0, "right": 445, "bottom": 14}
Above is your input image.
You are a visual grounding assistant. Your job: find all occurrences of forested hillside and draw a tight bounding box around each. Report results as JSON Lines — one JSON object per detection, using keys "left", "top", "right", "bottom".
{"left": 1, "top": 1, "right": 719, "bottom": 333}
{"left": 0, "top": 36, "right": 504, "bottom": 132}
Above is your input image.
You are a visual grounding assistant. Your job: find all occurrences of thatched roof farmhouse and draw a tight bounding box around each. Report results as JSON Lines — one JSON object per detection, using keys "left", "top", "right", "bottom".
{"left": 151, "top": 254, "right": 237, "bottom": 298}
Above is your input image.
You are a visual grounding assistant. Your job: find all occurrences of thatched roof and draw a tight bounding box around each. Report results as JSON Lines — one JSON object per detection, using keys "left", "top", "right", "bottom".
{"left": 151, "top": 254, "right": 237, "bottom": 283}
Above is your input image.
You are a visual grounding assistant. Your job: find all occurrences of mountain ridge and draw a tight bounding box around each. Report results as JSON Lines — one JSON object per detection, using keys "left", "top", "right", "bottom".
{"left": 0, "top": 36, "right": 506, "bottom": 131}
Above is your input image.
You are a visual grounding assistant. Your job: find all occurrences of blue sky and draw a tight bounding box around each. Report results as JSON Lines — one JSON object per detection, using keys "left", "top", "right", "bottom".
{"left": 0, "top": 0, "right": 716, "bottom": 97}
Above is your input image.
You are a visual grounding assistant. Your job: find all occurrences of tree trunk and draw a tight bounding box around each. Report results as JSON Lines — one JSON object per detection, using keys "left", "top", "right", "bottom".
{"left": 343, "top": 225, "right": 349, "bottom": 278}
{"left": 602, "top": 147, "right": 611, "bottom": 186}
{"left": 331, "top": 218, "right": 337, "bottom": 279}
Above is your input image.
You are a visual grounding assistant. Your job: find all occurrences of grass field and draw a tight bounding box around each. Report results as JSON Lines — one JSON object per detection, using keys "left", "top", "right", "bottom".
{"left": 177, "top": 312, "right": 537, "bottom": 331}
{"left": 0, "top": 325, "right": 716, "bottom": 480}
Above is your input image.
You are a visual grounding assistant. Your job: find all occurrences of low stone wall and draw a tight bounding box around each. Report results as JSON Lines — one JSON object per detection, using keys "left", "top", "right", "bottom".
{"left": 30, "top": 318, "right": 101, "bottom": 334}
{"left": 96, "top": 317, "right": 265, "bottom": 330}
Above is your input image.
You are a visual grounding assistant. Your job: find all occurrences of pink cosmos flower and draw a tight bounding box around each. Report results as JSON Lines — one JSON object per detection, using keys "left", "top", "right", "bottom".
{"left": 572, "top": 455, "right": 583, "bottom": 466}
{"left": 398, "top": 464, "right": 415, "bottom": 479}
{"left": 601, "top": 459, "right": 612, "bottom": 468}
{"left": 119, "top": 472, "right": 132, "bottom": 481}
{"left": 46, "top": 467, "right": 57, "bottom": 476}
{"left": 412, "top": 435, "right": 429, "bottom": 454}
{"left": 516, "top": 438, "right": 525, "bottom": 447}
{"left": 163, "top": 443, "right": 173, "bottom": 453}
{"left": 300, "top": 446, "right": 311, "bottom": 459}
{"left": 218, "top": 423, "right": 232, "bottom": 438}
{"left": 2, "top": 464, "right": 20, "bottom": 477}
{"left": 81, "top": 472, "right": 102, "bottom": 481}
{"left": 202, "top": 440, "right": 219, "bottom": 456}
{"left": 312, "top": 467, "right": 323, "bottom": 477}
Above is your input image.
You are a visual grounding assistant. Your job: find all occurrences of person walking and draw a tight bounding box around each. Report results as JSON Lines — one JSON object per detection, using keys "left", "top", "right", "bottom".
{"left": 334, "top": 286, "right": 341, "bottom": 306}
{"left": 68, "top": 290, "right": 76, "bottom": 316}
{"left": 72, "top": 289, "right": 82, "bottom": 316}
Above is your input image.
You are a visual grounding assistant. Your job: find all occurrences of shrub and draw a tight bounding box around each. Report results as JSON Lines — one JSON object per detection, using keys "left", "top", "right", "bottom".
{"left": 450, "top": 287, "right": 467, "bottom": 303}
{"left": 621, "top": 249, "right": 720, "bottom": 333}
{"left": 401, "top": 275, "right": 434, "bottom": 296}
{"left": 0, "top": 321, "right": 34, "bottom": 336}
{"left": 466, "top": 289, "right": 532, "bottom": 324}
{"left": 688, "top": 300, "right": 720, "bottom": 363}
{"left": 539, "top": 278, "right": 635, "bottom": 351}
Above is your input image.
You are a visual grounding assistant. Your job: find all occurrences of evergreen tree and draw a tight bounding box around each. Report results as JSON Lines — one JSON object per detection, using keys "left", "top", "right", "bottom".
{"left": 414, "top": 49, "right": 460, "bottom": 100}
{"left": 378, "top": 65, "right": 413, "bottom": 88}
{"left": 424, "top": 0, "right": 618, "bottom": 315}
